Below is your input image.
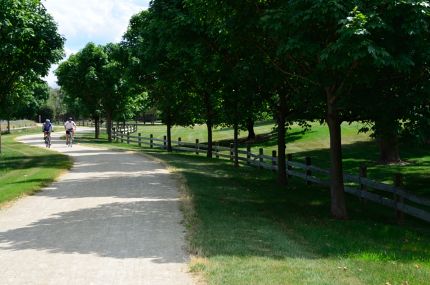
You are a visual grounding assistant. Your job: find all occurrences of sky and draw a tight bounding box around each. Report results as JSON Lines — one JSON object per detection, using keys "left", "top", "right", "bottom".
{"left": 43, "top": 0, "right": 150, "bottom": 88}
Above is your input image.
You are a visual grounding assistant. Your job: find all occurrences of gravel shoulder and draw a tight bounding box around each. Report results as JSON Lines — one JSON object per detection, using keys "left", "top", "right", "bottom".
{"left": 0, "top": 128, "right": 195, "bottom": 285}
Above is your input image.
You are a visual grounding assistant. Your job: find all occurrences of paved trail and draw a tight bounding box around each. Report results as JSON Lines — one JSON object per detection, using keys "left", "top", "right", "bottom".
{"left": 0, "top": 129, "right": 194, "bottom": 285}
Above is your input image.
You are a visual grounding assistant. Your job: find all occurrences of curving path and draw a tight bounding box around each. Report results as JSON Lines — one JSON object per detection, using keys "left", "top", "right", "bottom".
{"left": 0, "top": 129, "right": 194, "bottom": 285}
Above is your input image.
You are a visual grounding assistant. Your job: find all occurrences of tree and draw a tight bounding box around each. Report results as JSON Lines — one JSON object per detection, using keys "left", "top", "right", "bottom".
{"left": 124, "top": 6, "right": 196, "bottom": 151}
{"left": 0, "top": 0, "right": 64, "bottom": 105}
{"left": 56, "top": 43, "right": 106, "bottom": 138}
{"left": 0, "top": 0, "right": 63, "bottom": 153}
{"left": 261, "top": 0, "right": 430, "bottom": 218}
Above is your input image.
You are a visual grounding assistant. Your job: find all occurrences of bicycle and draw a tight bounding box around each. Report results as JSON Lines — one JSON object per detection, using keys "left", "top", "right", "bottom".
{"left": 44, "top": 132, "right": 51, "bottom": 148}
{"left": 66, "top": 129, "right": 74, "bottom": 147}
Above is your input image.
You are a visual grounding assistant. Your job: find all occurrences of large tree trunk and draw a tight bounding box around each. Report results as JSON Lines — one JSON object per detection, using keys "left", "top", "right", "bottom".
{"left": 204, "top": 92, "right": 213, "bottom": 158}
{"left": 167, "top": 122, "right": 172, "bottom": 152}
{"left": 277, "top": 95, "right": 287, "bottom": 185}
{"left": 106, "top": 113, "right": 113, "bottom": 142}
{"left": 234, "top": 123, "right": 239, "bottom": 167}
{"left": 378, "top": 136, "right": 400, "bottom": 164}
{"left": 374, "top": 119, "right": 401, "bottom": 164}
{"left": 94, "top": 115, "right": 100, "bottom": 139}
{"left": 207, "top": 120, "right": 213, "bottom": 158}
{"left": 326, "top": 93, "right": 348, "bottom": 219}
{"left": 246, "top": 118, "right": 256, "bottom": 141}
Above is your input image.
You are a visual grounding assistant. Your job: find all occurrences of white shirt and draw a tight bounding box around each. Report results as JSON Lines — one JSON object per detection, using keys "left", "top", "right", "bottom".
{"left": 64, "top": 121, "right": 76, "bottom": 130}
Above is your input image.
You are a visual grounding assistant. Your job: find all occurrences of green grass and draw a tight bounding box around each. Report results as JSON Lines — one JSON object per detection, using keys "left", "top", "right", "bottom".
{"left": 0, "top": 129, "right": 73, "bottom": 205}
{"left": 77, "top": 132, "right": 430, "bottom": 285}
{"left": 128, "top": 121, "right": 430, "bottom": 198}
{"left": 135, "top": 120, "right": 276, "bottom": 143}
{"left": 0, "top": 119, "right": 37, "bottom": 131}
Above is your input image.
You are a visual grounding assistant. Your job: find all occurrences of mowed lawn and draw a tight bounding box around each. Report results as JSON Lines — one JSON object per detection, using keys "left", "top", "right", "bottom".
{"left": 0, "top": 130, "right": 72, "bottom": 205}
{"left": 136, "top": 121, "right": 430, "bottom": 197}
{"left": 77, "top": 126, "right": 430, "bottom": 285}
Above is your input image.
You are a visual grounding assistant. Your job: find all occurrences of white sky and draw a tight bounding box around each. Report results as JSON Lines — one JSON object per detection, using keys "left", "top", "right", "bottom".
{"left": 43, "top": 0, "right": 150, "bottom": 87}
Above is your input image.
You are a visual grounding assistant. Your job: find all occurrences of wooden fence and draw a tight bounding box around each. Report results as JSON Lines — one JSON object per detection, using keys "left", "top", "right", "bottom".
{"left": 112, "top": 128, "right": 430, "bottom": 224}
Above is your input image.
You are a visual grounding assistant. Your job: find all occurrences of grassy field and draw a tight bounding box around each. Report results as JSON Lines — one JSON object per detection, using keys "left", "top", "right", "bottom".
{"left": 77, "top": 129, "right": 430, "bottom": 285}
{"left": 127, "top": 121, "right": 430, "bottom": 197}
{"left": 0, "top": 119, "right": 37, "bottom": 131}
{"left": 0, "top": 129, "right": 72, "bottom": 205}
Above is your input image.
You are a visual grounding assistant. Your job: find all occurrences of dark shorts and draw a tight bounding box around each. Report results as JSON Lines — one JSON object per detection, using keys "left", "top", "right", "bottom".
{"left": 66, "top": 129, "right": 73, "bottom": 135}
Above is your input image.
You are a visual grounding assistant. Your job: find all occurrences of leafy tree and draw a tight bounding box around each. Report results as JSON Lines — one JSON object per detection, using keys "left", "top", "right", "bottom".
{"left": 0, "top": 0, "right": 64, "bottom": 106}
{"left": 261, "top": 0, "right": 430, "bottom": 218}
{"left": 124, "top": 6, "right": 196, "bottom": 151}
{"left": 56, "top": 43, "right": 106, "bottom": 138}
{"left": 0, "top": 0, "right": 63, "bottom": 153}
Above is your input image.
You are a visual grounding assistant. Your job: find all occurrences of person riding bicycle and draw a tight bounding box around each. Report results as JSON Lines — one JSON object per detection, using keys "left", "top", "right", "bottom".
{"left": 64, "top": 117, "right": 76, "bottom": 145}
{"left": 42, "top": 119, "right": 53, "bottom": 141}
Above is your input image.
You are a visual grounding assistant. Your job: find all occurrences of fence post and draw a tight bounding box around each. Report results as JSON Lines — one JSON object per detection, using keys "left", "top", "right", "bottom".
{"left": 112, "top": 127, "right": 116, "bottom": 141}
{"left": 120, "top": 131, "right": 124, "bottom": 143}
{"left": 287, "top": 154, "right": 293, "bottom": 178}
{"left": 259, "top": 148, "right": 264, "bottom": 169}
{"left": 272, "top": 150, "right": 277, "bottom": 172}
{"left": 150, "top": 134, "right": 153, "bottom": 148}
{"left": 178, "top": 137, "right": 181, "bottom": 151}
{"left": 230, "top": 143, "right": 234, "bottom": 161}
{"left": 138, "top": 133, "right": 142, "bottom": 147}
{"left": 246, "top": 144, "right": 251, "bottom": 165}
{"left": 305, "top": 157, "right": 312, "bottom": 185}
{"left": 359, "top": 164, "right": 368, "bottom": 202}
{"left": 196, "top": 139, "right": 200, "bottom": 155}
{"left": 163, "top": 135, "right": 167, "bottom": 149}
{"left": 216, "top": 143, "right": 219, "bottom": 159}
{"left": 394, "top": 173, "right": 405, "bottom": 225}
{"left": 127, "top": 132, "right": 130, "bottom": 144}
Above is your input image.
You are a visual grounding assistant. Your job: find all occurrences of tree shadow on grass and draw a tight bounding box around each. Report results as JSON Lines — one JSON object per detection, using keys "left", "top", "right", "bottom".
{"left": 289, "top": 141, "right": 430, "bottom": 197}
{"left": 152, "top": 153, "right": 430, "bottom": 263}
{"left": 0, "top": 153, "right": 71, "bottom": 172}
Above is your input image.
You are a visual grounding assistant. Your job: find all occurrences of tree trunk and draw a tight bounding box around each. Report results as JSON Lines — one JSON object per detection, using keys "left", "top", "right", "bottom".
{"left": 378, "top": 136, "right": 400, "bottom": 164}
{"left": 277, "top": 95, "right": 287, "bottom": 185}
{"left": 94, "top": 116, "right": 100, "bottom": 139}
{"left": 7, "top": 119, "right": 10, "bottom": 134}
{"left": 204, "top": 92, "right": 213, "bottom": 158}
{"left": 207, "top": 119, "right": 213, "bottom": 158}
{"left": 374, "top": 120, "right": 401, "bottom": 164}
{"left": 234, "top": 123, "right": 239, "bottom": 167}
{"left": 326, "top": 94, "right": 348, "bottom": 219}
{"left": 167, "top": 122, "right": 172, "bottom": 152}
{"left": 246, "top": 118, "right": 256, "bottom": 141}
{"left": 106, "top": 113, "right": 113, "bottom": 142}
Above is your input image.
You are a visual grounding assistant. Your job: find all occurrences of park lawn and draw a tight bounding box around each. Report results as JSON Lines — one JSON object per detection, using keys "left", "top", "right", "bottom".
{"left": 0, "top": 130, "right": 73, "bottom": 205}
{"left": 135, "top": 120, "right": 276, "bottom": 143}
{"left": 121, "top": 121, "right": 430, "bottom": 197}
{"left": 76, "top": 133, "right": 430, "bottom": 285}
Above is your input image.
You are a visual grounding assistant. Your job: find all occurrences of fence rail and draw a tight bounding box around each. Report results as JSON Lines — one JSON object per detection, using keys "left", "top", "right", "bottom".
{"left": 112, "top": 128, "right": 430, "bottom": 224}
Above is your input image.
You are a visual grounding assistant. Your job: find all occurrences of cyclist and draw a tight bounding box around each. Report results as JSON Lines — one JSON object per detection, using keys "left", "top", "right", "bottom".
{"left": 42, "top": 119, "right": 53, "bottom": 147}
{"left": 64, "top": 117, "right": 76, "bottom": 146}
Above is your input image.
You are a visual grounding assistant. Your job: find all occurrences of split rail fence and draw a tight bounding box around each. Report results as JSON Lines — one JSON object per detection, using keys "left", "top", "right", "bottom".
{"left": 112, "top": 127, "right": 430, "bottom": 224}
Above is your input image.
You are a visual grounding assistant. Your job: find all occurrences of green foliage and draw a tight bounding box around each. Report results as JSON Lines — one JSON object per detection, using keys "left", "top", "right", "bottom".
{"left": 0, "top": 78, "right": 50, "bottom": 120}
{"left": 0, "top": 0, "right": 64, "bottom": 104}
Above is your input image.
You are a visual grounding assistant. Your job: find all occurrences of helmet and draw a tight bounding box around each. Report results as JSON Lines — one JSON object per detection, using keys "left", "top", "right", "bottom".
{"left": 46, "top": 119, "right": 50, "bottom": 123}
{"left": 68, "top": 117, "right": 73, "bottom": 121}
